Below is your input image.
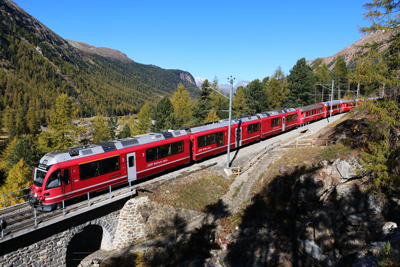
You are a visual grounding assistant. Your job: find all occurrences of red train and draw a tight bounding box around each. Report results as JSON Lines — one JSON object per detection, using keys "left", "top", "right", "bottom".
{"left": 28, "top": 98, "right": 367, "bottom": 211}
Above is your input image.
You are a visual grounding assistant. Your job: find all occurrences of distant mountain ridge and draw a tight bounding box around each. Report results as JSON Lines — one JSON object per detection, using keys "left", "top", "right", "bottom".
{"left": 66, "top": 39, "right": 135, "bottom": 64}
{"left": 195, "top": 77, "right": 249, "bottom": 94}
{"left": 307, "top": 31, "right": 391, "bottom": 69}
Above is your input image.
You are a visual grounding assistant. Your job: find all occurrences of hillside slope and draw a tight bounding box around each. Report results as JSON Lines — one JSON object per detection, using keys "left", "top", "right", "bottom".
{"left": 307, "top": 31, "right": 391, "bottom": 69}
{"left": 0, "top": 0, "right": 198, "bottom": 117}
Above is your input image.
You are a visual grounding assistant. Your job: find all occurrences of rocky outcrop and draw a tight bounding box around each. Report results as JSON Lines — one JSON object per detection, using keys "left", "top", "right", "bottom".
{"left": 285, "top": 157, "right": 399, "bottom": 265}
{"left": 178, "top": 71, "right": 196, "bottom": 86}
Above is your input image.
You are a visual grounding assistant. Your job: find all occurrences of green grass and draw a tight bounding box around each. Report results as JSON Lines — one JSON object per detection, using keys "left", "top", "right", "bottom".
{"left": 174, "top": 174, "right": 232, "bottom": 212}
{"left": 232, "top": 182, "right": 244, "bottom": 201}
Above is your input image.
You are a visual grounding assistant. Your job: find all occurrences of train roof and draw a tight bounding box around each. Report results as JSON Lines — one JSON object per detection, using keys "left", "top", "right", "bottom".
{"left": 317, "top": 100, "right": 342, "bottom": 106}
{"left": 38, "top": 129, "right": 188, "bottom": 166}
{"left": 236, "top": 115, "right": 259, "bottom": 123}
{"left": 297, "top": 104, "right": 324, "bottom": 112}
{"left": 257, "top": 108, "right": 296, "bottom": 118}
{"left": 187, "top": 119, "right": 240, "bottom": 134}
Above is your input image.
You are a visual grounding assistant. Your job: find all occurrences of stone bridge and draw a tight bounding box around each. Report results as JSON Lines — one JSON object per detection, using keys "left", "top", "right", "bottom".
{"left": 0, "top": 194, "right": 199, "bottom": 267}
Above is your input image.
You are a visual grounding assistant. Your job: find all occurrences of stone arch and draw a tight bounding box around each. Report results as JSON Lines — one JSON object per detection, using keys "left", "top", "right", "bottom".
{"left": 89, "top": 219, "right": 115, "bottom": 251}
{"left": 66, "top": 225, "right": 103, "bottom": 267}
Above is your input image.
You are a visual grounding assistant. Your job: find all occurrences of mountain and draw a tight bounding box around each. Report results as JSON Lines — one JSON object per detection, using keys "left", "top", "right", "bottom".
{"left": 195, "top": 77, "right": 249, "bottom": 94}
{"left": 0, "top": 0, "right": 198, "bottom": 118}
{"left": 307, "top": 31, "right": 391, "bottom": 70}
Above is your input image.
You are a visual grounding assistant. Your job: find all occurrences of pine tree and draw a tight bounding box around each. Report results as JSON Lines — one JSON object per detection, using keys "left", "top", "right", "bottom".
{"left": 107, "top": 116, "right": 118, "bottom": 140}
{"left": 8, "top": 137, "right": 39, "bottom": 173}
{"left": 334, "top": 55, "right": 348, "bottom": 99}
{"left": 287, "top": 58, "right": 316, "bottom": 108}
{"left": 192, "top": 79, "right": 212, "bottom": 123}
{"left": 244, "top": 79, "right": 269, "bottom": 113}
{"left": 151, "top": 95, "right": 174, "bottom": 132}
{"left": 118, "top": 124, "right": 131, "bottom": 139}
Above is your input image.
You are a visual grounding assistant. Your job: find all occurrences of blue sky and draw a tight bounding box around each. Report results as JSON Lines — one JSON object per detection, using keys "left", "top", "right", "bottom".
{"left": 14, "top": 0, "right": 369, "bottom": 83}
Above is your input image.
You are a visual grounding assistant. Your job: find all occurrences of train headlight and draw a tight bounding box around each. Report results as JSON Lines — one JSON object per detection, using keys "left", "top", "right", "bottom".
{"left": 34, "top": 192, "right": 37, "bottom": 197}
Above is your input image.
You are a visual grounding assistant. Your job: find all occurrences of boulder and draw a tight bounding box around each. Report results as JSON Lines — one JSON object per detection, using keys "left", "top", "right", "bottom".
{"left": 298, "top": 238, "right": 323, "bottom": 261}
{"left": 333, "top": 158, "right": 361, "bottom": 182}
{"left": 382, "top": 222, "right": 397, "bottom": 235}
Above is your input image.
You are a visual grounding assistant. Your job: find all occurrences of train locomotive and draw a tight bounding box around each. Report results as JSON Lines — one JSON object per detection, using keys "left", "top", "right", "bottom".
{"left": 28, "top": 98, "right": 368, "bottom": 211}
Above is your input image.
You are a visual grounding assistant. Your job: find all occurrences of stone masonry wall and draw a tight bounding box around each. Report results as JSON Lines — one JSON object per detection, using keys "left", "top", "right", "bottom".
{"left": 0, "top": 209, "right": 120, "bottom": 267}
{"left": 113, "top": 196, "right": 201, "bottom": 250}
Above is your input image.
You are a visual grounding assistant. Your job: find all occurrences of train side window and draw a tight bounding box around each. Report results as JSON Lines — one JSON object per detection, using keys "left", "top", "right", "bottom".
{"left": 63, "top": 168, "right": 70, "bottom": 185}
{"left": 79, "top": 161, "right": 101, "bottom": 180}
{"left": 45, "top": 169, "right": 61, "bottom": 190}
{"left": 216, "top": 131, "right": 224, "bottom": 147}
{"left": 172, "top": 141, "right": 184, "bottom": 154}
{"left": 159, "top": 144, "right": 172, "bottom": 158}
{"left": 146, "top": 148, "right": 158, "bottom": 162}
{"left": 248, "top": 123, "right": 259, "bottom": 134}
{"left": 128, "top": 156, "right": 134, "bottom": 167}
{"left": 287, "top": 114, "right": 295, "bottom": 122}
{"left": 206, "top": 134, "right": 216, "bottom": 146}
{"left": 102, "top": 156, "right": 120, "bottom": 174}
{"left": 271, "top": 118, "right": 280, "bottom": 127}
{"left": 198, "top": 135, "right": 207, "bottom": 148}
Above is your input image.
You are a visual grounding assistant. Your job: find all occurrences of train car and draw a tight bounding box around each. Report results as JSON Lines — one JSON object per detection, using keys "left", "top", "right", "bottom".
{"left": 341, "top": 99, "right": 357, "bottom": 112}
{"left": 257, "top": 108, "right": 298, "bottom": 138}
{"left": 235, "top": 115, "right": 261, "bottom": 146}
{"left": 185, "top": 120, "right": 239, "bottom": 161}
{"left": 29, "top": 130, "right": 190, "bottom": 211}
{"left": 296, "top": 104, "right": 325, "bottom": 125}
{"left": 316, "top": 100, "right": 343, "bottom": 117}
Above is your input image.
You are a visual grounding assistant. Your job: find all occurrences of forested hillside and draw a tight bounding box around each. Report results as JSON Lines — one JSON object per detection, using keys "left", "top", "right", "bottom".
{"left": 0, "top": 0, "right": 198, "bottom": 122}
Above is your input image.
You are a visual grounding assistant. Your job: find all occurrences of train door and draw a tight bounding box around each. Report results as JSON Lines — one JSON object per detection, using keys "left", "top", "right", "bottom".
{"left": 62, "top": 168, "right": 73, "bottom": 198}
{"left": 282, "top": 116, "right": 286, "bottom": 131}
{"left": 236, "top": 127, "right": 242, "bottom": 147}
{"left": 127, "top": 152, "right": 137, "bottom": 182}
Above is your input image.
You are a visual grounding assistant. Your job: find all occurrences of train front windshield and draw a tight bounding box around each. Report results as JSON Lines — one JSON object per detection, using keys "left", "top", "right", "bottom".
{"left": 34, "top": 168, "right": 47, "bottom": 187}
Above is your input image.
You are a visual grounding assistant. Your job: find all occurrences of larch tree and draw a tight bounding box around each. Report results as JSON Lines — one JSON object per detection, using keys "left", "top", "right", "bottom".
{"left": 266, "top": 66, "right": 289, "bottom": 109}
{"left": 286, "top": 58, "right": 316, "bottom": 108}
{"left": 203, "top": 109, "right": 220, "bottom": 123}
{"left": 0, "top": 158, "right": 31, "bottom": 207}
{"left": 171, "top": 83, "right": 193, "bottom": 126}
{"left": 232, "top": 86, "right": 247, "bottom": 117}
{"left": 133, "top": 103, "right": 152, "bottom": 135}
{"left": 92, "top": 116, "right": 111, "bottom": 143}
{"left": 44, "top": 93, "right": 84, "bottom": 151}
{"left": 356, "top": 0, "right": 400, "bottom": 101}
